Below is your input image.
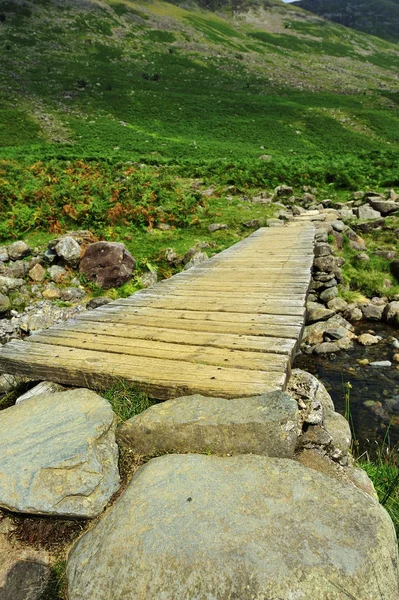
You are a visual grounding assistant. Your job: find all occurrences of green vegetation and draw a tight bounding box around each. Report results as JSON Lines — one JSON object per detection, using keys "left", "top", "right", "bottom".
{"left": 359, "top": 433, "right": 399, "bottom": 542}
{"left": 100, "top": 381, "right": 158, "bottom": 422}
{"left": 336, "top": 219, "right": 399, "bottom": 299}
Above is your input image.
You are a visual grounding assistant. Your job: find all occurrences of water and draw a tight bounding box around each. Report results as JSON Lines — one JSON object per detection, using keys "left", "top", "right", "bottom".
{"left": 294, "top": 322, "right": 399, "bottom": 450}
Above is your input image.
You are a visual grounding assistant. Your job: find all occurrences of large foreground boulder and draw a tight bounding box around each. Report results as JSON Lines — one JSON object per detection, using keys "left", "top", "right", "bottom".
{"left": 117, "top": 392, "right": 298, "bottom": 457}
{"left": 0, "top": 389, "right": 120, "bottom": 517}
{"left": 67, "top": 454, "right": 398, "bottom": 600}
{"left": 80, "top": 242, "right": 135, "bottom": 289}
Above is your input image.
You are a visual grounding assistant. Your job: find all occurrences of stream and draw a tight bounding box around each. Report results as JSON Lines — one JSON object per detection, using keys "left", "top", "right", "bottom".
{"left": 294, "top": 322, "right": 399, "bottom": 452}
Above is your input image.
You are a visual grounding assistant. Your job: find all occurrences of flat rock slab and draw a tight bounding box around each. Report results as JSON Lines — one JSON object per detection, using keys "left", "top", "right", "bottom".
{"left": 0, "top": 389, "right": 120, "bottom": 517}
{"left": 67, "top": 454, "right": 399, "bottom": 600}
{"left": 117, "top": 392, "right": 298, "bottom": 457}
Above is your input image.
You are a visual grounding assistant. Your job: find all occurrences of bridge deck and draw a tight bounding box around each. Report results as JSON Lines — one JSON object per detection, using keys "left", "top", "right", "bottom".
{"left": 0, "top": 223, "right": 315, "bottom": 399}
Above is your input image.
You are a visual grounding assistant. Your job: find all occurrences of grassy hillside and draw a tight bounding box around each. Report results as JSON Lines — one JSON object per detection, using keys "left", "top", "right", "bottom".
{"left": 294, "top": 0, "right": 399, "bottom": 44}
{"left": 0, "top": 0, "right": 399, "bottom": 250}
{"left": 0, "top": 0, "right": 398, "bottom": 162}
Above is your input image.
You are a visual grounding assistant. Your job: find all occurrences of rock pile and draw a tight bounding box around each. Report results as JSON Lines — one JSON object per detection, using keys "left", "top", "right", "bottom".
{"left": 0, "top": 233, "right": 136, "bottom": 344}
{"left": 273, "top": 187, "right": 399, "bottom": 354}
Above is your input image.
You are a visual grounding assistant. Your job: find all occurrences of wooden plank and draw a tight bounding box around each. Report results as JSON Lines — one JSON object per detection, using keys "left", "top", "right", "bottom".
{"left": 0, "top": 340, "right": 287, "bottom": 399}
{"left": 51, "top": 320, "right": 297, "bottom": 354}
{"left": 76, "top": 311, "right": 302, "bottom": 339}
{"left": 30, "top": 330, "right": 290, "bottom": 373}
{"left": 86, "top": 307, "right": 304, "bottom": 326}
{"left": 106, "top": 297, "right": 306, "bottom": 315}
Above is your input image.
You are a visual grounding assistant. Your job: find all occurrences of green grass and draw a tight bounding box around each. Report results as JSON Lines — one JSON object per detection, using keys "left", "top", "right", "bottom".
{"left": 337, "top": 224, "right": 399, "bottom": 299}
{"left": 359, "top": 436, "right": 399, "bottom": 541}
{"left": 100, "top": 381, "right": 158, "bottom": 422}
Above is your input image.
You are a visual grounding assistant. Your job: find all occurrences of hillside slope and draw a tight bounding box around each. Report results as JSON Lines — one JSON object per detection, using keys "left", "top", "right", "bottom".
{"left": 294, "top": 0, "right": 399, "bottom": 44}
{"left": 0, "top": 0, "right": 398, "bottom": 162}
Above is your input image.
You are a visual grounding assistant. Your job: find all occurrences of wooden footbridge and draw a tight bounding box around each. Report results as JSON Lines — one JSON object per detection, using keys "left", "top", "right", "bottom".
{"left": 0, "top": 223, "right": 315, "bottom": 399}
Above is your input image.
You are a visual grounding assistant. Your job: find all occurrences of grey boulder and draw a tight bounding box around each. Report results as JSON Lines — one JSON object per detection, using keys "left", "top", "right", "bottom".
{"left": 384, "top": 301, "right": 399, "bottom": 326}
{"left": 0, "top": 389, "right": 120, "bottom": 517}
{"left": 7, "top": 241, "right": 31, "bottom": 261}
{"left": 117, "top": 392, "right": 298, "bottom": 458}
{"left": 67, "top": 454, "right": 399, "bottom": 600}
{"left": 368, "top": 198, "right": 399, "bottom": 215}
{"left": 55, "top": 236, "right": 81, "bottom": 267}
{"left": 80, "top": 242, "right": 135, "bottom": 289}
{"left": 357, "top": 204, "right": 381, "bottom": 220}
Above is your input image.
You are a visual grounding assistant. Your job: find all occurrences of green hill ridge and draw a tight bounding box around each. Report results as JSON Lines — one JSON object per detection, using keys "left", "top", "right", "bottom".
{"left": 293, "top": 0, "right": 399, "bottom": 44}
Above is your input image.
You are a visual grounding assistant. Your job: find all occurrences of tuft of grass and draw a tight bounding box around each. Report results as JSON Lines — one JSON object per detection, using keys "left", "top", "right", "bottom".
{"left": 100, "top": 381, "right": 158, "bottom": 422}
{"left": 359, "top": 436, "right": 399, "bottom": 542}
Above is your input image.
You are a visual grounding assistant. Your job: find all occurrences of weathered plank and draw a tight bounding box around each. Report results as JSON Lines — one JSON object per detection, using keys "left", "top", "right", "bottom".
{"left": 30, "top": 330, "right": 290, "bottom": 372}
{"left": 0, "top": 340, "right": 287, "bottom": 399}
{"left": 51, "top": 320, "right": 298, "bottom": 354}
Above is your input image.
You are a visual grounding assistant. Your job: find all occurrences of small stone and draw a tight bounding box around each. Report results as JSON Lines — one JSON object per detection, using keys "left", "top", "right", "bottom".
{"left": 55, "top": 236, "right": 82, "bottom": 267}
{"left": 42, "top": 285, "right": 61, "bottom": 300}
{"left": 61, "top": 287, "right": 86, "bottom": 302}
{"left": 313, "top": 341, "right": 340, "bottom": 354}
{"left": 0, "top": 246, "right": 8, "bottom": 262}
{"left": 384, "top": 301, "right": 399, "bottom": 326}
{"left": 208, "top": 223, "right": 228, "bottom": 232}
{"left": 183, "top": 251, "right": 208, "bottom": 270}
{"left": 164, "top": 248, "right": 179, "bottom": 264}
{"left": 86, "top": 297, "right": 111, "bottom": 310}
{"left": 306, "top": 302, "right": 335, "bottom": 324}
{"left": 28, "top": 263, "right": 46, "bottom": 283}
{"left": 336, "top": 336, "right": 354, "bottom": 351}
{"left": 266, "top": 218, "right": 283, "bottom": 227}
{"left": 358, "top": 333, "right": 380, "bottom": 346}
{"left": 393, "top": 354, "right": 399, "bottom": 363}
{"left": 319, "top": 286, "right": 338, "bottom": 303}
{"left": 361, "top": 303, "right": 385, "bottom": 321}
{"left": 323, "top": 327, "right": 348, "bottom": 341}
{"left": 358, "top": 358, "right": 370, "bottom": 366}
{"left": 314, "top": 243, "right": 332, "bottom": 258}
{"left": 48, "top": 265, "right": 67, "bottom": 282}
{"left": 327, "top": 297, "right": 348, "bottom": 312}
{"left": 375, "top": 250, "right": 397, "bottom": 260}
{"left": 357, "top": 252, "right": 370, "bottom": 262}
{"left": 370, "top": 361, "right": 392, "bottom": 368}
{"left": 313, "top": 255, "right": 335, "bottom": 273}
{"left": 331, "top": 220, "right": 345, "bottom": 232}
{"left": 357, "top": 204, "right": 382, "bottom": 220}
{"left": 344, "top": 305, "right": 363, "bottom": 322}
{"left": 16, "top": 381, "right": 66, "bottom": 404}
{"left": 0, "top": 276, "right": 25, "bottom": 294}
{"left": 156, "top": 223, "right": 170, "bottom": 231}
{"left": 140, "top": 271, "right": 157, "bottom": 288}
{"left": 7, "top": 241, "right": 31, "bottom": 261}
{"left": 274, "top": 184, "right": 293, "bottom": 197}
